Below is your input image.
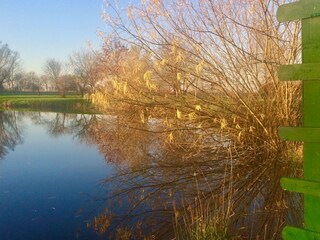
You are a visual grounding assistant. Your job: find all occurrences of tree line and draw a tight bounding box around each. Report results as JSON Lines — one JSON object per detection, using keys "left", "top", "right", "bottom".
{"left": 0, "top": 42, "right": 101, "bottom": 97}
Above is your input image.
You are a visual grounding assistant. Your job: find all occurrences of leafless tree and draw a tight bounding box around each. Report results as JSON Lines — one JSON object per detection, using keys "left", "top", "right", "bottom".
{"left": 0, "top": 42, "right": 20, "bottom": 90}
{"left": 69, "top": 50, "right": 100, "bottom": 96}
{"left": 43, "top": 58, "right": 62, "bottom": 80}
{"left": 90, "top": 0, "right": 303, "bottom": 239}
{"left": 43, "top": 58, "right": 66, "bottom": 96}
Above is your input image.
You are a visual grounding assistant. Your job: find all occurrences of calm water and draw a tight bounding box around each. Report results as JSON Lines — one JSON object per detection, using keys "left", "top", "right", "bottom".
{"left": 0, "top": 111, "right": 112, "bottom": 240}
{"left": 0, "top": 110, "right": 303, "bottom": 239}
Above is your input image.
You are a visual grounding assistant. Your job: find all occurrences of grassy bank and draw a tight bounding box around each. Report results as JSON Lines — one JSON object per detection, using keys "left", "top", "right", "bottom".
{"left": 0, "top": 92, "right": 98, "bottom": 113}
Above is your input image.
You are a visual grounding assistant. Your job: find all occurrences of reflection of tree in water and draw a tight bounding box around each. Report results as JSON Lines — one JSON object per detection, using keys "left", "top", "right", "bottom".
{"left": 44, "top": 113, "right": 70, "bottom": 137}
{"left": 4, "top": 110, "right": 301, "bottom": 239}
{"left": 0, "top": 111, "right": 23, "bottom": 159}
{"left": 85, "top": 113, "right": 303, "bottom": 239}
{"left": 89, "top": 114, "right": 156, "bottom": 166}
{"left": 26, "top": 111, "right": 98, "bottom": 142}
{"left": 0, "top": 111, "right": 98, "bottom": 160}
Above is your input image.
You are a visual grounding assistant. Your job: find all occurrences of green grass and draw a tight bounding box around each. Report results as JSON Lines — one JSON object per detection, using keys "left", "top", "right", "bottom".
{"left": 0, "top": 92, "right": 99, "bottom": 114}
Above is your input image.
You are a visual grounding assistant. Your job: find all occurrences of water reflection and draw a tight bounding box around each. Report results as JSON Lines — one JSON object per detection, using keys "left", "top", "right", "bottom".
{"left": 0, "top": 110, "right": 109, "bottom": 240}
{"left": 0, "top": 111, "right": 23, "bottom": 159}
{"left": 29, "top": 112, "right": 98, "bottom": 144}
{"left": 84, "top": 113, "right": 304, "bottom": 239}
{"left": 0, "top": 111, "right": 303, "bottom": 239}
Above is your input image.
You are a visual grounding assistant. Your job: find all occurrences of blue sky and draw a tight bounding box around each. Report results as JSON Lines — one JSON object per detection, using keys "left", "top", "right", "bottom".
{"left": 0, "top": 0, "right": 106, "bottom": 74}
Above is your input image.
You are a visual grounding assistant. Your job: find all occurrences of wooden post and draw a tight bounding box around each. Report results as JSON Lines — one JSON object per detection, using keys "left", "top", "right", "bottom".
{"left": 277, "top": 0, "right": 320, "bottom": 239}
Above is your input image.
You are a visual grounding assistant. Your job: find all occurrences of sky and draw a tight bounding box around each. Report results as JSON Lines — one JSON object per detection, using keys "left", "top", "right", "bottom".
{"left": 0, "top": 0, "right": 107, "bottom": 74}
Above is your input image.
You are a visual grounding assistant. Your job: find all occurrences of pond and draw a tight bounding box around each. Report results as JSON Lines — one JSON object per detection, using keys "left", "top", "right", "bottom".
{"left": 0, "top": 111, "right": 113, "bottom": 240}
{"left": 0, "top": 110, "right": 303, "bottom": 239}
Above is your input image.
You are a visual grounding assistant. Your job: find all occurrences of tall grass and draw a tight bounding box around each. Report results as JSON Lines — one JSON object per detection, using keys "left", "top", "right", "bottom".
{"left": 88, "top": 0, "right": 304, "bottom": 239}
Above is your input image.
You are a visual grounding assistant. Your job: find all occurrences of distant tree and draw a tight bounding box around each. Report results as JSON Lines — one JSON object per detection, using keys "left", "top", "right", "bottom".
{"left": 39, "top": 74, "right": 56, "bottom": 92}
{"left": 60, "top": 74, "right": 78, "bottom": 92}
{"left": 43, "top": 58, "right": 61, "bottom": 79}
{"left": 6, "top": 58, "right": 21, "bottom": 90}
{"left": 43, "top": 58, "right": 66, "bottom": 97}
{"left": 69, "top": 50, "right": 100, "bottom": 96}
{"left": 13, "top": 71, "right": 40, "bottom": 92}
{"left": 26, "top": 72, "right": 40, "bottom": 93}
{"left": 13, "top": 72, "right": 24, "bottom": 91}
{"left": 0, "top": 42, "right": 20, "bottom": 91}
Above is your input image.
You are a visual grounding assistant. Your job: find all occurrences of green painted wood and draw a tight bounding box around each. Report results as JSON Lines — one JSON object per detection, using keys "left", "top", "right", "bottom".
{"left": 281, "top": 177, "right": 320, "bottom": 197}
{"left": 304, "top": 143, "right": 320, "bottom": 231}
{"left": 283, "top": 226, "right": 320, "bottom": 240}
{"left": 279, "top": 63, "right": 320, "bottom": 81}
{"left": 302, "top": 16, "right": 320, "bottom": 233}
{"left": 277, "top": 0, "right": 320, "bottom": 22}
{"left": 278, "top": 127, "right": 320, "bottom": 142}
{"left": 277, "top": 0, "right": 320, "bottom": 236}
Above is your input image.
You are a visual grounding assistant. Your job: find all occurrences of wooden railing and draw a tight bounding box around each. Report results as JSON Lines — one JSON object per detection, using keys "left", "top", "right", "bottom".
{"left": 278, "top": 0, "right": 320, "bottom": 239}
